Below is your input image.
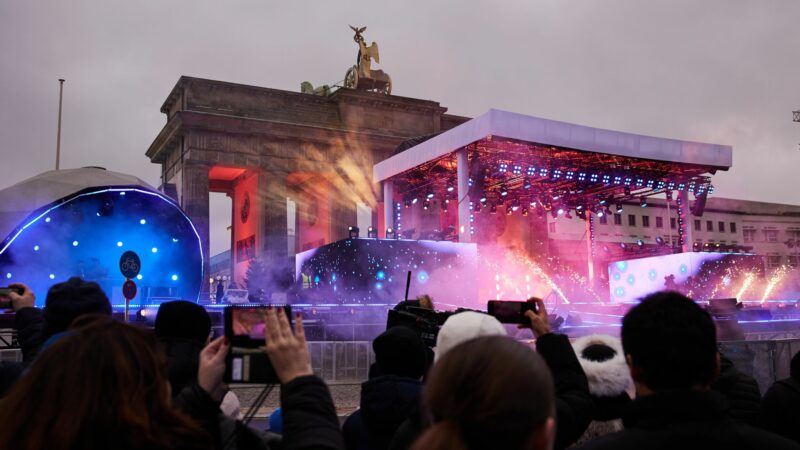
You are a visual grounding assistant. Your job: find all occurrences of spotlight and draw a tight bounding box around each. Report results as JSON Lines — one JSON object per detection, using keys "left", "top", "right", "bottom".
{"left": 171, "top": 274, "right": 179, "bottom": 281}
{"left": 72, "top": 240, "right": 79, "bottom": 247}
{"left": 523, "top": 177, "right": 532, "bottom": 189}
{"left": 500, "top": 185, "right": 508, "bottom": 197}
{"left": 666, "top": 190, "right": 673, "bottom": 201}
{"left": 529, "top": 201, "right": 537, "bottom": 207}
{"left": 636, "top": 239, "right": 644, "bottom": 248}
{"left": 640, "top": 197, "right": 647, "bottom": 208}
{"left": 411, "top": 198, "right": 418, "bottom": 205}
{"left": 557, "top": 207, "right": 565, "bottom": 215}
{"left": 511, "top": 200, "right": 520, "bottom": 212}
{"left": 595, "top": 209, "right": 605, "bottom": 218}
{"left": 615, "top": 203, "right": 624, "bottom": 214}
{"left": 348, "top": 226, "right": 360, "bottom": 239}
{"left": 480, "top": 195, "right": 488, "bottom": 204}
{"left": 367, "top": 226, "right": 378, "bottom": 238}
{"left": 422, "top": 200, "right": 430, "bottom": 210}
{"left": 446, "top": 183, "right": 455, "bottom": 193}
{"left": 521, "top": 207, "right": 529, "bottom": 216}
{"left": 98, "top": 200, "right": 114, "bottom": 217}
{"left": 386, "top": 228, "right": 396, "bottom": 239}
{"left": 656, "top": 236, "right": 665, "bottom": 246}
{"left": 426, "top": 190, "right": 435, "bottom": 199}
{"left": 506, "top": 206, "right": 513, "bottom": 215}
{"left": 139, "top": 219, "right": 146, "bottom": 225}
{"left": 117, "top": 241, "right": 123, "bottom": 247}
{"left": 404, "top": 200, "right": 411, "bottom": 208}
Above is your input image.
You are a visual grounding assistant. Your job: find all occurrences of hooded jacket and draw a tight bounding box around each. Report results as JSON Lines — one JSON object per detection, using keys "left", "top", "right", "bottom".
{"left": 343, "top": 375, "right": 424, "bottom": 450}
{"left": 570, "top": 334, "right": 633, "bottom": 447}
{"left": 760, "top": 352, "right": 800, "bottom": 444}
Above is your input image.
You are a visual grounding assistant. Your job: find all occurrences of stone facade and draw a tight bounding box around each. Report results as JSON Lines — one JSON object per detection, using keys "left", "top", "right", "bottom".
{"left": 146, "top": 76, "right": 468, "bottom": 291}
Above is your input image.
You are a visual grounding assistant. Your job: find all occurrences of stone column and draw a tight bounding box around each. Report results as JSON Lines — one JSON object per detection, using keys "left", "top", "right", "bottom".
{"left": 383, "top": 180, "right": 394, "bottom": 237}
{"left": 180, "top": 162, "right": 211, "bottom": 300}
{"left": 456, "top": 149, "right": 471, "bottom": 243}
{"left": 259, "top": 171, "right": 291, "bottom": 292}
{"left": 585, "top": 217, "right": 596, "bottom": 287}
{"left": 678, "top": 190, "right": 693, "bottom": 253}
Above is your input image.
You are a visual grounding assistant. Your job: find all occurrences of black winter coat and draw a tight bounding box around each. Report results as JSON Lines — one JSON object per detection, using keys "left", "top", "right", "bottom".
{"left": 760, "top": 376, "right": 800, "bottom": 444}
{"left": 575, "top": 390, "right": 799, "bottom": 450}
{"left": 176, "top": 375, "right": 344, "bottom": 450}
{"left": 711, "top": 353, "right": 761, "bottom": 426}
{"left": 343, "top": 375, "right": 423, "bottom": 450}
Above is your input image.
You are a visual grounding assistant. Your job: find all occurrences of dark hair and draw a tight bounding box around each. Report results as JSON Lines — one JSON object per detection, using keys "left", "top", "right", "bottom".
{"left": 42, "top": 277, "right": 112, "bottom": 339}
{"left": 372, "top": 325, "right": 428, "bottom": 379}
{"left": 622, "top": 291, "right": 718, "bottom": 390}
{"left": 0, "top": 316, "right": 210, "bottom": 450}
{"left": 412, "top": 336, "right": 554, "bottom": 450}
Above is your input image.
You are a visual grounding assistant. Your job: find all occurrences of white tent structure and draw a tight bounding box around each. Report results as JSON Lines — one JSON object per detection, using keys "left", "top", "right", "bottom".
{"left": 0, "top": 167, "right": 155, "bottom": 243}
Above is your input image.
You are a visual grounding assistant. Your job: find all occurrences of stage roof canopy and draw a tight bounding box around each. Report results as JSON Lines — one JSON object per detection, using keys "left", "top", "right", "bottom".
{"left": 373, "top": 109, "right": 732, "bottom": 214}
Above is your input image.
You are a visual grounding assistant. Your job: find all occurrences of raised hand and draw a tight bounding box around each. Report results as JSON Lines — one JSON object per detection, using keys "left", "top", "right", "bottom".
{"left": 264, "top": 308, "right": 313, "bottom": 384}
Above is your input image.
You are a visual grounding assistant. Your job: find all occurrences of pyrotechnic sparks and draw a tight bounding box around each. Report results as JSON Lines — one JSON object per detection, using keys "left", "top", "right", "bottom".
{"left": 761, "top": 266, "right": 789, "bottom": 304}
{"left": 735, "top": 272, "right": 756, "bottom": 301}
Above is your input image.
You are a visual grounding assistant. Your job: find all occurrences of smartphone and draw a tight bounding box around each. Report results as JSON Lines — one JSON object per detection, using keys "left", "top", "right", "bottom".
{"left": 487, "top": 300, "right": 537, "bottom": 325}
{"left": 223, "top": 305, "right": 292, "bottom": 384}
{"left": 0, "top": 286, "right": 24, "bottom": 309}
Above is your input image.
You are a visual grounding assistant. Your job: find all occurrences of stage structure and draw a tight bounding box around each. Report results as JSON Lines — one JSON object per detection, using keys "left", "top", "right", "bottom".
{"left": 374, "top": 109, "right": 733, "bottom": 288}
{"left": 0, "top": 168, "right": 203, "bottom": 305}
{"left": 295, "top": 237, "right": 479, "bottom": 307}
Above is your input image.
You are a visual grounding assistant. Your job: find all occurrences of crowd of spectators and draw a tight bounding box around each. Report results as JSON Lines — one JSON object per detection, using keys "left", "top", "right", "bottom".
{"left": 1, "top": 277, "right": 800, "bottom": 450}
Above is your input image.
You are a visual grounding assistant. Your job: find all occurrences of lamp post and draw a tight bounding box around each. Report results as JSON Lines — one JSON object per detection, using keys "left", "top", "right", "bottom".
{"left": 56, "top": 79, "right": 65, "bottom": 170}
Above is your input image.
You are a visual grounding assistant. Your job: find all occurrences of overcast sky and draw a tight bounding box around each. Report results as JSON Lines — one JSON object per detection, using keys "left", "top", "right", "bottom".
{"left": 1, "top": 0, "right": 799, "bottom": 255}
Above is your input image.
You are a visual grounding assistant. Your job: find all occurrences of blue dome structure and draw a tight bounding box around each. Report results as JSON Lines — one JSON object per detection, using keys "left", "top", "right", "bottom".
{"left": 0, "top": 168, "right": 203, "bottom": 305}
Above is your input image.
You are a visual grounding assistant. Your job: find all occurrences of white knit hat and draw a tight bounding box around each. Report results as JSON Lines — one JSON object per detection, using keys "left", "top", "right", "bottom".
{"left": 435, "top": 311, "right": 507, "bottom": 362}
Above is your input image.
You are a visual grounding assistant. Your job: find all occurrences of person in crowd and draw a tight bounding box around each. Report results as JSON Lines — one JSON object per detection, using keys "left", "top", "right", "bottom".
{"left": 343, "top": 326, "right": 429, "bottom": 450}
{"left": 15, "top": 277, "right": 112, "bottom": 361}
{"left": 0, "top": 307, "right": 344, "bottom": 450}
{"left": 178, "top": 307, "right": 345, "bottom": 450}
{"left": 760, "top": 350, "right": 800, "bottom": 443}
{"left": 575, "top": 291, "right": 799, "bottom": 450}
{"left": 0, "top": 278, "right": 111, "bottom": 397}
{"left": 155, "top": 300, "right": 242, "bottom": 419}
{"left": 569, "top": 335, "right": 633, "bottom": 447}
{"left": 393, "top": 301, "right": 593, "bottom": 450}
{"left": 411, "top": 335, "right": 556, "bottom": 450}
{"left": 0, "top": 315, "right": 212, "bottom": 450}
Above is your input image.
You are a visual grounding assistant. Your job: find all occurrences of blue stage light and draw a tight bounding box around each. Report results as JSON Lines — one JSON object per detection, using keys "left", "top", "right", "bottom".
{"left": 117, "top": 241, "right": 123, "bottom": 247}
{"left": 49, "top": 274, "right": 55, "bottom": 280}
{"left": 140, "top": 219, "right": 146, "bottom": 225}
{"left": 5, "top": 273, "right": 11, "bottom": 279}
{"left": 136, "top": 274, "right": 143, "bottom": 280}
{"left": 171, "top": 274, "right": 178, "bottom": 281}
{"left": 172, "top": 238, "right": 179, "bottom": 242}
{"left": 45, "top": 217, "right": 51, "bottom": 223}
{"left": 151, "top": 247, "right": 158, "bottom": 253}
{"left": 376, "top": 270, "right": 386, "bottom": 280}
{"left": 33, "top": 245, "right": 39, "bottom": 251}
{"left": 72, "top": 240, "right": 79, "bottom": 247}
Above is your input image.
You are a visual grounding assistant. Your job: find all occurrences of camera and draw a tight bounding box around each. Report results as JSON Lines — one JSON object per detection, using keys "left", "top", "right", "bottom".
{"left": 387, "top": 302, "right": 476, "bottom": 347}
{"left": 0, "top": 286, "right": 25, "bottom": 309}
{"left": 223, "top": 305, "right": 291, "bottom": 384}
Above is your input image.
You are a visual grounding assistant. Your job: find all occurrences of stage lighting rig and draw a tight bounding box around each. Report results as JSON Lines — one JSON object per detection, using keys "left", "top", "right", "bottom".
{"left": 367, "top": 226, "right": 378, "bottom": 238}
{"left": 386, "top": 227, "right": 396, "bottom": 239}
{"left": 348, "top": 226, "right": 360, "bottom": 239}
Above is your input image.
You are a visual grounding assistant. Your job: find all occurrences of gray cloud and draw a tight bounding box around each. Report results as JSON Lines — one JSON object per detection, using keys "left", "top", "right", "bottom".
{"left": 1, "top": 0, "right": 799, "bottom": 255}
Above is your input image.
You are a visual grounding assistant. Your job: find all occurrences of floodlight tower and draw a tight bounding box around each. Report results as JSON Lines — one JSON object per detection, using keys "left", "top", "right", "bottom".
{"left": 794, "top": 110, "right": 800, "bottom": 149}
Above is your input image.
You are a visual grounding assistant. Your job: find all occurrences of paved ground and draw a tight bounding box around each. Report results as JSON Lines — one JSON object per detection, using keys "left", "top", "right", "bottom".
{"left": 230, "top": 381, "right": 362, "bottom": 428}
